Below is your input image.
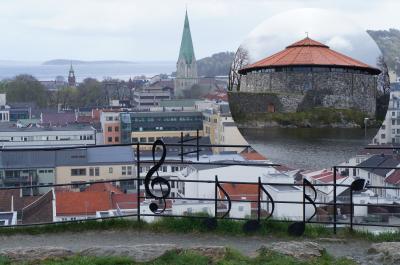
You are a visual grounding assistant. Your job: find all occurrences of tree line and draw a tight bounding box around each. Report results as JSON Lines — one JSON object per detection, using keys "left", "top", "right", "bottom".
{"left": 0, "top": 75, "right": 115, "bottom": 109}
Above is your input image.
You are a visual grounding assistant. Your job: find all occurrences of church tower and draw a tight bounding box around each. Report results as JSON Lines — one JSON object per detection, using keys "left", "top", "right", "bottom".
{"left": 68, "top": 63, "right": 76, "bottom": 87}
{"left": 174, "top": 10, "right": 198, "bottom": 97}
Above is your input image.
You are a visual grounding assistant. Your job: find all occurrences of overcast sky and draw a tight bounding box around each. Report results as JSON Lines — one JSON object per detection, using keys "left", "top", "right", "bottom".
{"left": 0, "top": 0, "right": 399, "bottom": 62}
{"left": 241, "top": 8, "right": 382, "bottom": 67}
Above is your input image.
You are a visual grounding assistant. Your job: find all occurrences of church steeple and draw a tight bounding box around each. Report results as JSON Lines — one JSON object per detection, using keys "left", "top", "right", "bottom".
{"left": 174, "top": 9, "right": 198, "bottom": 97}
{"left": 178, "top": 10, "right": 196, "bottom": 64}
{"left": 68, "top": 62, "right": 76, "bottom": 87}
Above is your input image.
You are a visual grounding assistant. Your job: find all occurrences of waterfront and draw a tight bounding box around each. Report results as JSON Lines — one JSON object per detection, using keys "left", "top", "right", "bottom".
{"left": 0, "top": 61, "right": 176, "bottom": 82}
{"left": 240, "top": 127, "right": 379, "bottom": 170}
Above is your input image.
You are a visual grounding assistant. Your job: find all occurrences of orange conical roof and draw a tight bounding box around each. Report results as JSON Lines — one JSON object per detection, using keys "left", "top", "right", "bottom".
{"left": 239, "top": 37, "right": 380, "bottom": 75}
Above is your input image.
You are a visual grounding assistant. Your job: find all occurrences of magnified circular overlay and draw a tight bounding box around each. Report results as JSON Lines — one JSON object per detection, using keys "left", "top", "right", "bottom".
{"left": 228, "top": 8, "right": 388, "bottom": 170}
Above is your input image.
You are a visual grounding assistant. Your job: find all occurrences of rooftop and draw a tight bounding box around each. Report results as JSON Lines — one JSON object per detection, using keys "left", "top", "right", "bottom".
{"left": 239, "top": 37, "right": 381, "bottom": 75}
{"left": 0, "top": 123, "right": 95, "bottom": 132}
{"left": 358, "top": 154, "right": 400, "bottom": 177}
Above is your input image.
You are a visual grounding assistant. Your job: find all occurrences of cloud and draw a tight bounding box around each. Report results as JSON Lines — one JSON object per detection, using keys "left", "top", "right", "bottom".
{"left": 0, "top": 0, "right": 396, "bottom": 61}
{"left": 241, "top": 8, "right": 381, "bottom": 66}
{"left": 326, "top": 36, "right": 354, "bottom": 51}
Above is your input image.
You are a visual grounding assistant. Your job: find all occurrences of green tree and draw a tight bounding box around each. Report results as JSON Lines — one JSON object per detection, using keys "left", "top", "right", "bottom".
{"left": 5, "top": 74, "right": 47, "bottom": 107}
{"left": 77, "top": 78, "right": 106, "bottom": 107}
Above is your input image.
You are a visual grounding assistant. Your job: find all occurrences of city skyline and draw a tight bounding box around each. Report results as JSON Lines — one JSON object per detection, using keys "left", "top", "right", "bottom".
{"left": 0, "top": 0, "right": 399, "bottom": 62}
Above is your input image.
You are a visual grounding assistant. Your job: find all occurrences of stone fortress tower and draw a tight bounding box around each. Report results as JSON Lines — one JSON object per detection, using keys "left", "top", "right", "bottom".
{"left": 174, "top": 10, "right": 198, "bottom": 97}
{"left": 231, "top": 37, "right": 381, "bottom": 117}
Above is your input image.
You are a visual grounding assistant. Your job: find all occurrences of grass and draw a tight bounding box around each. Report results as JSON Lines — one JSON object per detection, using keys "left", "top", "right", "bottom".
{"left": 0, "top": 216, "right": 399, "bottom": 242}
{"left": 0, "top": 248, "right": 358, "bottom": 265}
{"left": 233, "top": 107, "right": 382, "bottom": 128}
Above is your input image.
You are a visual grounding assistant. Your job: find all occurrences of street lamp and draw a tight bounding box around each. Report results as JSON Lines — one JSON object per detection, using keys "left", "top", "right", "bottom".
{"left": 364, "top": 118, "right": 369, "bottom": 138}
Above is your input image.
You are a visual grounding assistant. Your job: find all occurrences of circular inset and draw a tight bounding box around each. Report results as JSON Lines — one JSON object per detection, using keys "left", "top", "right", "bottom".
{"left": 228, "top": 8, "right": 387, "bottom": 170}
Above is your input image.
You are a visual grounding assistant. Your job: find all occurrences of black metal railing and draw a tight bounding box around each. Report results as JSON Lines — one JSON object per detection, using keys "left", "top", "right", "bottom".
{"left": 0, "top": 133, "right": 400, "bottom": 236}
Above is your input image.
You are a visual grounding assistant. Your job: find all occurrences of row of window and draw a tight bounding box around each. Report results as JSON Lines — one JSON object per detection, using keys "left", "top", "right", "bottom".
{"left": 70, "top": 166, "right": 133, "bottom": 176}
{"left": 107, "top": 136, "right": 119, "bottom": 143}
{"left": 0, "top": 134, "right": 94, "bottom": 142}
{"left": 131, "top": 116, "right": 202, "bottom": 123}
{"left": 249, "top": 66, "right": 371, "bottom": 74}
{"left": 107, "top": 126, "right": 119, "bottom": 132}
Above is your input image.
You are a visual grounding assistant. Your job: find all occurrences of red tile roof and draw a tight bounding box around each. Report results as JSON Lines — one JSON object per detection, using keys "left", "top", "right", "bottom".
{"left": 112, "top": 193, "right": 138, "bottom": 209}
{"left": 221, "top": 183, "right": 258, "bottom": 209}
{"left": 56, "top": 191, "right": 112, "bottom": 216}
{"left": 85, "top": 183, "right": 123, "bottom": 194}
{"left": 240, "top": 151, "right": 267, "bottom": 161}
{"left": 240, "top": 37, "right": 380, "bottom": 75}
{"left": 386, "top": 170, "right": 400, "bottom": 185}
{"left": 305, "top": 169, "right": 346, "bottom": 183}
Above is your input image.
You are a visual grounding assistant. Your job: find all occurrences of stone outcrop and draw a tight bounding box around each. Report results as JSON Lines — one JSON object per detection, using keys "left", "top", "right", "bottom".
{"left": 80, "top": 244, "right": 177, "bottom": 262}
{"left": 0, "top": 244, "right": 228, "bottom": 263}
{"left": 367, "top": 242, "right": 400, "bottom": 265}
{"left": 0, "top": 247, "right": 74, "bottom": 261}
{"left": 259, "top": 241, "right": 325, "bottom": 260}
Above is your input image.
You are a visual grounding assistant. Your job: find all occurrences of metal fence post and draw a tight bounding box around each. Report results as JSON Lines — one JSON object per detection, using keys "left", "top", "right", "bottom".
{"left": 350, "top": 186, "right": 353, "bottom": 231}
{"left": 214, "top": 175, "right": 218, "bottom": 219}
{"left": 136, "top": 143, "right": 141, "bottom": 222}
{"left": 180, "top": 132, "right": 184, "bottom": 163}
{"left": 196, "top": 129, "right": 200, "bottom": 161}
{"left": 257, "top": 177, "right": 261, "bottom": 223}
{"left": 333, "top": 166, "right": 337, "bottom": 234}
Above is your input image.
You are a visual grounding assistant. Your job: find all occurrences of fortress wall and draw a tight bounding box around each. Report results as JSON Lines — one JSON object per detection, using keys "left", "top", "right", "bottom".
{"left": 239, "top": 70, "right": 377, "bottom": 116}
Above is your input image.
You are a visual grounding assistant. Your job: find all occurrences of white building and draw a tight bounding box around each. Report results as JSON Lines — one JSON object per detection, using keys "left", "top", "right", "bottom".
{"left": 0, "top": 123, "right": 96, "bottom": 148}
{"left": 373, "top": 88, "right": 400, "bottom": 144}
{"left": 0, "top": 94, "right": 10, "bottom": 123}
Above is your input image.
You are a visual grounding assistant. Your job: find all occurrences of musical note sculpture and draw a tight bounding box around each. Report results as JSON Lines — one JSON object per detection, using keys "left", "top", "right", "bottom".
{"left": 243, "top": 177, "right": 275, "bottom": 232}
{"left": 288, "top": 178, "right": 317, "bottom": 236}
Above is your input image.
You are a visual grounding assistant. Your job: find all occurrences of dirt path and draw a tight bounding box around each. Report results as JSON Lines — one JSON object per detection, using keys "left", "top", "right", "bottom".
{"left": 0, "top": 230, "right": 372, "bottom": 262}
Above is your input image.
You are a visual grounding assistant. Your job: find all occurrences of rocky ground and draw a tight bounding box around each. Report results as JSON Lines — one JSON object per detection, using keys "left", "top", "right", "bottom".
{"left": 0, "top": 230, "right": 399, "bottom": 264}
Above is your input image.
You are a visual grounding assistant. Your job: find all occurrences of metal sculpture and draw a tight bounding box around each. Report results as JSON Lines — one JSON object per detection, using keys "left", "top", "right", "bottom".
{"left": 288, "top": 178, "right": 317, "bottom": 236}
{"left": 144, "top": 139, "right": 170, "bottom": 214}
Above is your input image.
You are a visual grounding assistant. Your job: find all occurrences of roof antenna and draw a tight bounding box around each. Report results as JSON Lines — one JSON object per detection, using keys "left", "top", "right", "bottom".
{"left": 305, "top": 32, "right": 309, "bottom": 38}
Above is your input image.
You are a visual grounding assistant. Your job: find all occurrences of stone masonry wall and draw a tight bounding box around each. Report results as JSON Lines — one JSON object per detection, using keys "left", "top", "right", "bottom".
{"left": 239, "top": 71, "right": 377, "bottom": 116}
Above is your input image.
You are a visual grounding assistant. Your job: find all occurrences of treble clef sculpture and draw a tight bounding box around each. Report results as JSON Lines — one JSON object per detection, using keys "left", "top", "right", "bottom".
{"left": 144, "top": 139, "right": 171, "bottom": 214}
{"left": 288, "top": 178, "right": 317, "bottom": 236}
{"left": 243, "top": 177, "right": 275, "bottom": 232}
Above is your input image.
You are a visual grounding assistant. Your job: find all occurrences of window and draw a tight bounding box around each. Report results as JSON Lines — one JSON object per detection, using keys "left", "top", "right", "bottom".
{"left": 107, "top": 126, "right": 112, "bottom": 132}
{"left": 127, "top": 166, "right": 132, "bottom": 175}
{"left": 131, "top": 137, "right": 138, "bottom": 143}
{"left": 353, "top": 168, "right": 356, "bottom": 176}
{"left": 393, "top": 120, "right": 396, "bottom": 125}
{"left": 140, "top": 137, "right": 146, "bottom": 142}
{"left": 115, "top": 137, "right": 119, "bottom": 142}
{"left": 109, "top": 167, "right": 113, "bottom": 174}
{"left": 95, "top": 167, "right": 100, "bottom": 176}
{"left": 162, "top": 166, "right": 167, "bottom": 172}
{"left": 115, "top": 126, "right": 119, "bottom": 132}
{"left": 122, "top": 166, "right": 127, "bottom": 175}
{"left": 71, "top": 168, "right": 86, "bottom": 176}
{"left": 89, "top": 167, "right": 94, "bottom": 176}
{"left": 148, "top": 137, "right": 155, "bottom": 142}
{"left": 107, "top": 137, "right": 112, "bottom": 142}
{"left": 381, "top": 134, "right": 386, "bottom": 139}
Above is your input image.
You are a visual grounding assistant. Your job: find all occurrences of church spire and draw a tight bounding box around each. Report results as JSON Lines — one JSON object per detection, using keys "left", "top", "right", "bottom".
{"left": 68, "top": 62, "right": 76, "bottom": 87}
{"left": 178, "top": 9, "right": 196, "bottom": 64}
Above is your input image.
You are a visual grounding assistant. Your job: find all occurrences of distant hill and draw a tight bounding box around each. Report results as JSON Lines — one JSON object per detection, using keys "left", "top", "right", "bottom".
{"left": 367, "top": 29, "right": 400, "bottom": 74}
{"left": 42, "top": 59, "right": 136, "bottom": 65}
{"left": 197, "top": 52, "right": 234, "bottom": 77}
